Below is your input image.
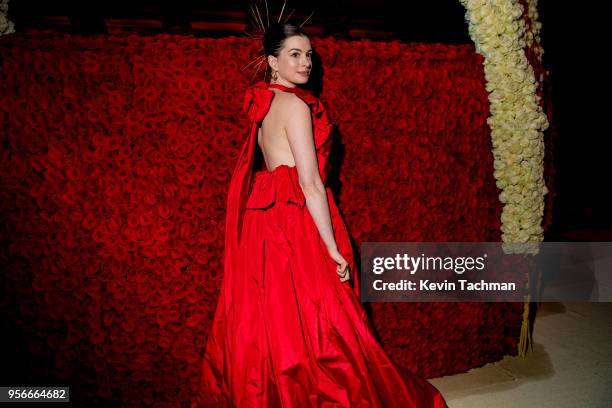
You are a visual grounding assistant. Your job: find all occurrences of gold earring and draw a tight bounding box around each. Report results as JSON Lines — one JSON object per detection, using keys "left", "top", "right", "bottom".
{"left": 272, "top": 70, "right": 278, "bottom": 82}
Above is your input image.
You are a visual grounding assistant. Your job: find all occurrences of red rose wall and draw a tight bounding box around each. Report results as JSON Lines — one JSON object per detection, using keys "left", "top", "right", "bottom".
{"left": 0, "top": 31, "right": 523, "bottom": 404}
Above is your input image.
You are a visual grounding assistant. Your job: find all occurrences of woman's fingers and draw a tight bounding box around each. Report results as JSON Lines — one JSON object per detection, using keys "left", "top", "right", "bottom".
{"left": 337, "top": 263, "right": 350, "bottom": 282}
{"left": 339, "top": 270, "right": 350, "bottom": 282}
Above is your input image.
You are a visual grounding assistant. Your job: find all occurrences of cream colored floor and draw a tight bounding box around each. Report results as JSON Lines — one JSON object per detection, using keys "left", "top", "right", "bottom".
{"left": 430, "top": 302, "right": 612, "bottom": 407}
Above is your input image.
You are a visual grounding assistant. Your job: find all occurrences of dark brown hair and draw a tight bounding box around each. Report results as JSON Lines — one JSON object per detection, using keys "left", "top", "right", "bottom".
{"left": 262, "top": 22, "right": 308, "bottom": 58}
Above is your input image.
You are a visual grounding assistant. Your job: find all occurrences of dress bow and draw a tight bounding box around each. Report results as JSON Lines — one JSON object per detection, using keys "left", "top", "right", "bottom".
{"left": 243, "top": 85, "right": 275, "bottom": 124}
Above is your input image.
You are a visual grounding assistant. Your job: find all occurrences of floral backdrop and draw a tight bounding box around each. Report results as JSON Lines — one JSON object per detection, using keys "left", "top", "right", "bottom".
{"left": 0, "top": 30, "right": 524, "bottom": 405}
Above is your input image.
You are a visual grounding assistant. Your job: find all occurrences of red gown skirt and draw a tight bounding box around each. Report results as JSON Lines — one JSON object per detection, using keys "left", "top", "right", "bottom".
{"left": 200, "top": 164, "right": 448, "bottom": 407}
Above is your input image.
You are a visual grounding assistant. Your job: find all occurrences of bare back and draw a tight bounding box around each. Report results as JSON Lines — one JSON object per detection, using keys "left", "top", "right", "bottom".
{"left": 257, "top": 89, "right": 298, "bottom": 172}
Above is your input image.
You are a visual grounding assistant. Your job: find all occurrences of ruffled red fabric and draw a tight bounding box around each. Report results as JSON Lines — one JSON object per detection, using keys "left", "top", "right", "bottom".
{"left": 199, "top": 81, "right": 449, "bottom": 408}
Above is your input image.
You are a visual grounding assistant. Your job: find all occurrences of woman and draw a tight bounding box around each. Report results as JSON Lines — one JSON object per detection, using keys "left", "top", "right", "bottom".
{"left": 200, "top": 22, "right": 448, "bottom": 407}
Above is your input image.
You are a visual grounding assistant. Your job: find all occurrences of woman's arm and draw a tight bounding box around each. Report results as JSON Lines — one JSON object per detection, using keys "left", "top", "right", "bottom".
{"left": 282, "top": 94, "right": 350, "bottom": 282}
{"left": 283, "top": 95, "right": 338, "bottom": 253}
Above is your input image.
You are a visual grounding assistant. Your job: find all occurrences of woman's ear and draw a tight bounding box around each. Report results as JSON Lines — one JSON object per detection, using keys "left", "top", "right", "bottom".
{"left": 267, "top": 55, "right": 278, "bottom": 72}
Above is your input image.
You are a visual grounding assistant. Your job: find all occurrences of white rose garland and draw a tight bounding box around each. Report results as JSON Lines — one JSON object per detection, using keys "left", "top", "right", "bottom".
{"left": 459, "top": 0, "right": 549, "bottom": 357}
{"left": 459, "top": 0, "right": 548, "bottom": 249}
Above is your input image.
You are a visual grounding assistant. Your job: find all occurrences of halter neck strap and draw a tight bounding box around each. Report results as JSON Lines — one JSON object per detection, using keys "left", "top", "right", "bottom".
{"left": 267, "top": 82, "right": 313, "bottom": 95}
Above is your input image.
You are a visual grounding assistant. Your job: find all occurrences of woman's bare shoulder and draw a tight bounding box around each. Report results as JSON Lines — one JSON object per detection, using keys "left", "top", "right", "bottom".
{"left": 268, "top": 89, "right": 310, "bottom": 116}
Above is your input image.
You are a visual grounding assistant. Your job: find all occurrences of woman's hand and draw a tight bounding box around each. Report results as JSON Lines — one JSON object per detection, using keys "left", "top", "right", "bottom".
{"left": 327, "top": 246, "right": 350, "bottom": 283}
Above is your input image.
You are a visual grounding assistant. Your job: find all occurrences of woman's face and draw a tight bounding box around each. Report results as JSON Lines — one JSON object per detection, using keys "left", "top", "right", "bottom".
{"left": 268, "top": 35, "right": 312, "bottom": 87}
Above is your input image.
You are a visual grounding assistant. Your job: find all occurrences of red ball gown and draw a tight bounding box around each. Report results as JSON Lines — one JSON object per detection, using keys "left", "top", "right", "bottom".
{"left": 199, "top": 81, "right": 448, "bottom": 407}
